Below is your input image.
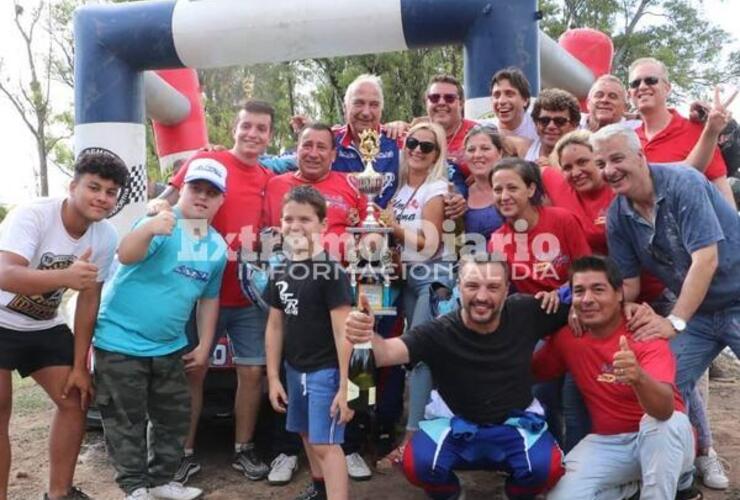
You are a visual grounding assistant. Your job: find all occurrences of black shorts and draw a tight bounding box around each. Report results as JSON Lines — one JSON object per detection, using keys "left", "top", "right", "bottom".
{"left": 0, "top": 324, "right": 74, "bottom": 377}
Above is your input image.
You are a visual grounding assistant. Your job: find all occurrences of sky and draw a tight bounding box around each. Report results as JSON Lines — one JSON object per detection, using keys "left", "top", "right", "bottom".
{"left": 0, "top": 0, "right": 738, "bottom": 205}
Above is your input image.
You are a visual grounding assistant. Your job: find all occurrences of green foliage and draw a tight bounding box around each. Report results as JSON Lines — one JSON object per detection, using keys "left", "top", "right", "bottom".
{"left": 539, "top": 0, "right": 734, "bottom": 102}
{"left": 9, "top": 0, "right": 736, "bottom": 184}
{"left": 0, "top": 205, "right": 8, "bottom": 224}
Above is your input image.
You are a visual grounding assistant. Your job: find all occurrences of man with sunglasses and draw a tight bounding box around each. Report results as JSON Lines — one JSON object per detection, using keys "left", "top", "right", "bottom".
{"left": 628, "top": 57, "right": 735, "bottom": 206}
{"left": 593, "top": 123, "right": 740, "bottom": 492}
{"left": 383, "top": 75, "right": 476, "bottom": 180}
{"left": 525, "top": 88, "right": 581, "bottom": 166}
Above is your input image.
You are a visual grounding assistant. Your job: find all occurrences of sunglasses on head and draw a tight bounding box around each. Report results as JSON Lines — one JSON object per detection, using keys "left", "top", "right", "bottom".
{"left": 536, "top": 116, "right": 570, "bottom": 127}
{"left": 629, "top": 76, "right": 660, "bottom": 89}
{"left": 427, "top": 93, "right": 458, "bottom": 104}
{"left": 405, "top": 137, "right": 438, "bottom": 154}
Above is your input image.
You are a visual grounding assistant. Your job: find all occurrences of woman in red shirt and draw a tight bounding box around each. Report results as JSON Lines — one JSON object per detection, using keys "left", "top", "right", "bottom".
{"left": 490, "top": 158, "right": 591, "bottom": 295}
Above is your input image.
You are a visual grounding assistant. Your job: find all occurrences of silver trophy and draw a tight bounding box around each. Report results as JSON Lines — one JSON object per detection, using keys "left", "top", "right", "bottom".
{"left": 347, "top": 129, "right": 396, "bottom": 316}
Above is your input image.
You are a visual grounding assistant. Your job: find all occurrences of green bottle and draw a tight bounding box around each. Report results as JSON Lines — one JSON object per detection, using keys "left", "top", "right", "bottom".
{"left": 347, "top": 340, "right": 376, "bottom": 412}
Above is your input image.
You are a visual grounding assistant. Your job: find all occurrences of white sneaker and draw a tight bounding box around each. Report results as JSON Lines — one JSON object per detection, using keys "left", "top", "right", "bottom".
{"left": 346, "top": 452, "right": 372, "bottom": 481}
{"left": 695, "top": 448, "right": 730, "bottom": 489}
{"left": 149, "top": 482, "right": 203, "bottom": 500}
{"left": 267, "top": 453, "right": 298, "bottom": 485}
{"left": 125, "top": 488, "right": 153, "bottom": 500}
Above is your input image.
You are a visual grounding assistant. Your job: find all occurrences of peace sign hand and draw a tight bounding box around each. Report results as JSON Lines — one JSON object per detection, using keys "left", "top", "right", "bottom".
{"left": 705, "top": 85, "right": 737, "bottom": 136}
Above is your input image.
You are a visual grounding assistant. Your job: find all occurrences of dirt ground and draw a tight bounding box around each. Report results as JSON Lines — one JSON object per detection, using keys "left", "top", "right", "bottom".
{"left": 7, "top": 359, "right": 740, "bottom": 500}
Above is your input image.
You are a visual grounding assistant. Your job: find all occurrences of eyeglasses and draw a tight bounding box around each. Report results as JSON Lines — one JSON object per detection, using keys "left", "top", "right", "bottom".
{"left": 427, "top": 93, "right": 458, "bottom": 104}
{"left": 628, "top": 76, "right": 660, "bottom": 89}
{"left": 405, "top": 137, "right": 438, "bottom": 154}
{"left": 536, "top": 116, "right": 571, "bottom": 127}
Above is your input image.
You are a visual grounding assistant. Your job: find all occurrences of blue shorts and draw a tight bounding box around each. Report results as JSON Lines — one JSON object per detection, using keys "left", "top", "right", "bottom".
{"left": 186, "top": 305, "right": 267, "bottom": 366}
{"left": 285, "top": 362, "right": 345, "bottom": 445}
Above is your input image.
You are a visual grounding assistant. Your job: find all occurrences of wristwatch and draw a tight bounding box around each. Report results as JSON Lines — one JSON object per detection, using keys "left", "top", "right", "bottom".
{"left": 667, "top": 314, "right": 687, "bottom": 333}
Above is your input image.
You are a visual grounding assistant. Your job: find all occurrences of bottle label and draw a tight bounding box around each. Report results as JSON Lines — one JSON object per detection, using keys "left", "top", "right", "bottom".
{"left": 368, "top": 386, "right": 376, "bottom": 406}
{"left": 347, "top": 380, "right": 360, "bottom": 402}
{"left": 354, "top": 341, "right": 372, "bottom": 349}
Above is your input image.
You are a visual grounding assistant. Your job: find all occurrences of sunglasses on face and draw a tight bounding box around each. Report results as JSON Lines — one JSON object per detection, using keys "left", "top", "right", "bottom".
{"left": 536, "top": 116, "right": 570, "bottom": 127}
{"left": 629, "top": 76, "right": 660, "bottom": 89}
{"left": 405, "top": 137, "right": 438, "bottom": 154}
{"left": 427, "top": 93, "right": 458, "bottom": 104}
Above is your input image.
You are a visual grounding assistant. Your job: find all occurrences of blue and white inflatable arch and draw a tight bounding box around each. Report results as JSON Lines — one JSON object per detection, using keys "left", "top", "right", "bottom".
{"left": 74, "top": 0, "right": 595, "bottom": 232}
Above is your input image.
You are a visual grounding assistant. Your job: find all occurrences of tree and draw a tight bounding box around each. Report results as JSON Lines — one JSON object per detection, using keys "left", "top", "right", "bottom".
{"left": 0, "top": 1, "right": 61, "bottom": 195}
{"left": 539, "top": 0, "right": 735, "bottom": 100}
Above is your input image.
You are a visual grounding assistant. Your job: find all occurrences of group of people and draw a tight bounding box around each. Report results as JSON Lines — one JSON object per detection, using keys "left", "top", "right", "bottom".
{"left": 0, "top": 53, "right": 738, "bottom": 500}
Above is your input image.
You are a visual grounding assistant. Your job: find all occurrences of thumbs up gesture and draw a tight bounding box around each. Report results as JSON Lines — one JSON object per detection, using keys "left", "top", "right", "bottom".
{"left": 612, "top": 335, "right": 641, "bottom": 385}
{"left": 147, "top": 206, "right": 176, "bottom": 236}
{"left": 345, "top": 293, "right": 375, "bottom": 345}
{"left": 64, "top": 247, "right": 99, "bottom": 291}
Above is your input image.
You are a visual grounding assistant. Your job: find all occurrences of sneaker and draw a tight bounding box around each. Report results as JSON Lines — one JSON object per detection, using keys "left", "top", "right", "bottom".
{"left": 173, "top": 454, "right": 201, "bottom": 485}
{"left": 293, "top": 482, "right": 327, "bottom": 500}
{"left": 267, "top": 453, "right": 298, "bottom": 485}
{"left": 346, "top": 452, "right": 372, "bottom": 481}
{"left": 149, "top": 482, "right": 202, "bottom": 500}
{"left": 695, "top": 448, "right": 730, "bottom": 489}
{"left": 232, "top": 443, "right": 269, "bottom": 480}
{"left": 44, "top": 486, "right": 93, "bottom": 499}
{"left": 125, "top": 488, "right": 153, "bottom": 500}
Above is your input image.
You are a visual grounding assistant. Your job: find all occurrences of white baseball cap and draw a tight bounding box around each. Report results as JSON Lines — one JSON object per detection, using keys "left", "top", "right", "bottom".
{"left": 184, "top": 158, "right": 228, "bottom": 193}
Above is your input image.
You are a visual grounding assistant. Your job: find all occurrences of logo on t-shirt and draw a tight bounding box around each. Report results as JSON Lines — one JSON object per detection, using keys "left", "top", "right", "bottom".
{"left": 596, "top": 363, "right": 618, "bottom": 384}
{"left": 174, "top": 265, "right": 210, "bottom": 283}
{"left": 6, "top": 252, "right": 74, "bottom": 320}
{"left": 276, "top": 280, "right": 298, "bottom": 315}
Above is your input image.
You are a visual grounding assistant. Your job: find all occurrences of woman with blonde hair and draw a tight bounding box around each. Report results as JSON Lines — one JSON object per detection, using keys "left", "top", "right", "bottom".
{"left": 380, "top": 121, "right": 451, "bottom": 465}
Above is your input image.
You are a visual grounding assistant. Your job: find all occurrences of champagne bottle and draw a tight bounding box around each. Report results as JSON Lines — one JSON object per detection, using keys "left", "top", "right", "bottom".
{"left": 347, "top": 340, "right": 376, "bottom": 412}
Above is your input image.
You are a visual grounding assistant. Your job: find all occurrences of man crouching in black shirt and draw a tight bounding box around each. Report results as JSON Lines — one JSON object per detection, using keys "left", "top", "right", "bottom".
{"left": 346, "top": 256, "right": 568, "bottom": 500}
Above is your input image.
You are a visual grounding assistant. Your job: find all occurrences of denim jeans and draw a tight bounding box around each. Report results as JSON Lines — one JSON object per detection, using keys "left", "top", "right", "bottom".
{"left": 403, "top": 261, "right": 454, "bottom": 432}
{"left": 670, "top": 302, "right": 740, "bottom": 405}
{"left": 548, "top": 412, "right": 694, "bottom": 500}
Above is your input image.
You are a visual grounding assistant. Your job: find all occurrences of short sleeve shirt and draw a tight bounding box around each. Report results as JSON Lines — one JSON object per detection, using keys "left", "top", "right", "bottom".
{"left": 0, "top": 198, "right": 117, "bottom": 331}
{"left": 490, "top": 206, "right": 592, "bottom": 294}
{"left": 607, "top": 164, "right": 740, "bottom": 313}
{"left": 266, "top": 253, "right": 353, "bottom": 372}
{"left": 170, "top": 150, "right": 274, "bottom": 307}
{"left": 401, "top": 295, "right": 570, "bottom": 425}
{"left": 94, "top": 212, "right": 227, "bottom": 357}
{"left": 389, "top": 180, "right": 448, "bottom": 262}
{"left": 636, "top": 109, "right": 727, "bottom": 180}
{"left": 533, "top": 321, "right": 685, "bottom": 435}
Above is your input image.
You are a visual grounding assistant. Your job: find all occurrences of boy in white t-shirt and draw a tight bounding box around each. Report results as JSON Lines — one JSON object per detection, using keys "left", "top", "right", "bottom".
{"left": 0, "top": 150, "right": 128, "bottom": 500}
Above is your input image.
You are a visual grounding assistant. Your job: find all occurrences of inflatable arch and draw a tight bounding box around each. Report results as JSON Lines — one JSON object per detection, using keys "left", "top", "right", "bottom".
{"left": 73, "top": 0, "right": 611, "bottom": 233}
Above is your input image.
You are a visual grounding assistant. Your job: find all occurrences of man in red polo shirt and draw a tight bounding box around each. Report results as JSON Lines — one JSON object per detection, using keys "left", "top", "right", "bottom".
{"left": 153, "top": 100, "right": 275, "bottom": 484}
{"left": 534, "top": 256, "right": 697, "bottom": 500}
{"left": 263, "top": 122, "right": 366, "bottom": 260}
{"left": 383, "top": 75, "right": 477, "bottom": 180}
{"left": 629, "top": 57, "right": 734, "bottom": 205}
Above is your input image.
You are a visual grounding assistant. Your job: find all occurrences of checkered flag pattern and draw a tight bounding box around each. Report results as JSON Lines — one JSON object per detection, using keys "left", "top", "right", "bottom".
{"left": 127, "top": 163, "right": 147, "bottom": 203}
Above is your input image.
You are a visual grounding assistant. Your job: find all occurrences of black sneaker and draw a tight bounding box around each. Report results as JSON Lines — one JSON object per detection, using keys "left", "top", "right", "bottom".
{"left": 675, "top": 486, "right": 703, "bottom": 500}
{"left": 173, "top": 453, "right": 202, "bottom": 485}
{"left": 43, "top": 486, "right": 93, "bottom": 499}
{"left": 294, "top": 483, "right": 327, "bottom": 500}
{"left": 232, "top": 443, "right": 269, "bottom": 480}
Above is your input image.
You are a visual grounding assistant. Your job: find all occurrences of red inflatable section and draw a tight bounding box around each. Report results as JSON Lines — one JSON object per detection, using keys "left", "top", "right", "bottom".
{"left": 559, "top": 28, "right": 614, "bottom": 109}
{"left": 151, "top": 69, "right": 208, "bottom": 173}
